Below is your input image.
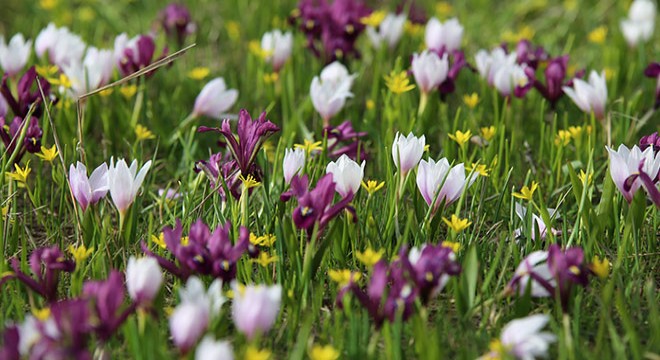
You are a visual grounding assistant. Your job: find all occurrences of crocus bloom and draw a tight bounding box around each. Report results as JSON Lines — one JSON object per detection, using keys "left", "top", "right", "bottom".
{"left": 424, "top": 17, "right": 464, "bottom": 53}
{"left": 411, "top": 50, "right": 449, "bottom": 94}
{"left": 606, "top": 144, "right": 660, "bottom": 202}
{"left": 506, "top": 250, "right": 555, "bottom": 298}
{"left": 126, "top": 256, "right": 163, "bottom": 304}
{"left": 231, "top": 282, "right": 282, "bottom": 340}
{"left": 475, "top": 47, "right": 533, "bottom": 97}
{"left": 392, "top": 132, "right": 425, "bottom": 174}
{"left": 170, "top": 277, "right": 223, "bottom": 353}
{"left": 620, "top": 0, "right": 656, "bottom": 47}
{"left": 283, "top": 147, "right": 306, "bottom": 184}
{"left": 107, "top": 158, "right": 152, "bottom": 215}
{"left": 35, "top": 23, "right": 86, "bottom": 68}
{"left": 644, "top": 62, "right": 660, "bottom": 108}
{"left": 0, "top": 33, "right": 32, "bottom": 77}
{"left": 114, "top": 33, "right": 166, "bottom": 76}
{"left": 160, "top": 3, "right": 196, "bottom": 45}
{"left": 192, "top": 78, "right": 239, "bottom": 119}
{"left": 310, "top": 61, "right": 357, "bottom": 125}
{"left": 562, "top": 70, "right": 607, "bottom": 120}
{"left": 261, "top": 30, "right": 293, "bottom": 72}
{"left": 28, "top": 299, "right": 93, "bottom": 359}
{"left": 0, "top": 246, "right": 75, "bottom": 303}
{"left": 366, "top": 13, "right": 407, "bottom": 49}
{"left": 513, "top": 203, "right": 561, "bottom": 241}
{"left": 283, "top": 174, "right": 355, "bottom": 235}
{"left": 416, "top": 158, "right": 478, "bottom": 210}
{"left": 83, "top": 270, "right": 136, "bottom": 341}
{"left": 480, "top": 314, "right": 556, "bottom": 360}
{"left": 143, "top": 219, "right": 250, "bottom": 281}
{"left": 62, "top": 47, "right": 115, "bottom": 98}
{"left": 325, "top": 154, "right": 365, "bottom": 197}
{"left": 195, "top": 336, "right": 234, "bottom": 360}
{"left": 68, "top": 162, "right": 109, "bottom": 212}
{"left": 1, "top": 66, "right": 51, "bottom": 118}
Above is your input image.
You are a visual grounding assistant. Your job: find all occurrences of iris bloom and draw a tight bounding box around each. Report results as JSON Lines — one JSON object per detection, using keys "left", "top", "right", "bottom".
{"left": 366, "top": 13, "right": 407, "bottom": 49}
{"left": 107, "top": 158, "right": 152, "bottom": 216}
{"left": 325, "top": 120, "right": 367, "bottom": 160}
{"left": 416, "top": 158, "right": 478, "bottom": 211}
{"left": 620, "top": 0, "right": 656, "bottom": 47}
{"left": 192, "top": 77, "right": 239, "bottom": 119}
{"left": 83, "top": 270, "right": 136, "bottom": 341}
{"left": 392, "top": 132, "right": 425, "bottom": 174}
{"left": 231, "top": 282, "right": 282, "bottom": 340}
{"left": 562, "top": 70, "right": 607, "bottom": 120}
{"left": 0, "top": 246, "right": 75, "bottom": 303}
{"left": 424, "top": 17, "right": 463, "bottom": 53}
{"left": 644, "top": 62, "right": 659, "bottom": 108}
{"left": 143, "top": 219, "right": 250, "bottom": 281}
{"left": 0, "top": 116, "right": 43, "bottom": 163}
{"left": 160, "top": 3, "right": 196, "bottom": 45}
{"left": 310, "top": 61, "right": 357, "bottom": 126}
{"left": 325, "top": 154, "right": 365, "bottom": 197}
{"left": 1, "top": 66, "right": 51, "bottom": 118}
{"left": 533, "top": 55, "right": 573, "bottom": 106}
{"left": 0, "top": 33, "right": 32, "bottom": 77}
{"left": 260, "top": 30, "right": 293, "bottom": 72}
{"left": 479, "top": 314, "right": 556, "bottom": 360}
{"left": 113, "top": 33, "right": 166, "bottom": 76}
{"left": 606, "top": 144, "right": 660, "bottom": 203}
{"left": 68, "top": 162, "right": 109, "bottom": 212}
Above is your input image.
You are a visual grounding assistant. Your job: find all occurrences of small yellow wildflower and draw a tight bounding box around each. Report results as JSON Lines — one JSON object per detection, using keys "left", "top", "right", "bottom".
{"left": 49, "top": 73, "right": 72, "bottom": 89}
{"left": 249, "top": 40, "right": 272, "bottom": 59}
{"left": 578, "top": 170, "right": 593, "bottom": 186}
{"left": 604, "top": 67, "right": 615, "bottom": 81}
{"left": 263, "top": 72, "right": 279, "bottom": 84}
{"left": 480, "top": 126, "right": 496, "bottom": 142}
{"left": 366, "top": 99, "right": 375, "bottom": 110}
{"left": 441, "top": 241, "right": 461, "bottom": 253}
{"left": 360, "top": 10, "right": 386, "bottom": 27}
{"left": 404, "top": 21, "right": 424, "bottom": 36}
{"left": 512, "top": 181, "right": 539, "bottom": 200}
{"left": 448, "top": 129, "right": 472, "bottom": 147}
{"left": 181, "top": 236, "right": 190, "bottom": 247}
{"left": 253, "top": 252, "right": 278, "bottom": 267}
{"left": 463, "top": 93, "right": 480, "bottom": 109}
{"left": 151, "top": 233, "right": 167, "bottom": 249}
{"left": 502, "top": 25, "right": 535, "bottom": 43}
{"left": 68, "top": 244, "right": 93, "bottom": 264}
{"left": 36, "top": 145, "right": 58, "bottom": 162}
{"left": 39, "top": 0, "right": 58, "bottom": 10}
{"left": 187, "top": 67, "right": 210, "bottom": 80}
{"left": 567, "top": 126, "right": 583, "bottom": 138}
{"left": 1, "top": 206, "right": 8, "bottom": 218}
{"left": 467, "top": 163, "right": 489, "bottom": 177}
{"left": 588, "top": 26, "right": 607, "bottom": 44}
{"left": 310, "top": 345, "right": 340, "bottom": 360}
{"left": 435, "top": 2, "right": 453, "bottom": 17}
{"left": 250, "top": 233, "right": 277, "bottom": 247}
{"left": 554, "top": 130, "right": 572, "bottom": 146}
{"left": 77, "top": 7, "right": 95, "bottom": 22}
{"left": 589, "top": 256, "right": 610, "bottom": 279}
{"left": 135, "top": 124, "right": 156, "bottom": 141}
{"left": 294, "top": 139, "right": 323, "bottom": 155}
{"left": 99, "top": 88, "right": 113, "bottom": 97}
{"left": 361, "top": 180, "right": 385, "bottom": 195}
{"left": 36, "top": 64, "right": 58, "bottom": 78}
{"left": 225, "top": 21, "right": 240, "bottom": 41}
{"left": 6, "top": 162, "right": 31, "bottom": 185}
{"left": 384, "top": 70, "right": 415, "bottom": 94}
{"left": 356, "top": 248, "right": 384, "bottom": 267}
{"left": 239, "top": 174, "right": 261, "bottom": 189}
{"left": 245, "top": 346, "right": 271, "bottom": 360}
{"left": 32, "top": 308, "right": 51, "bottom": 321}
{"left": 442, "top": 214, "right": 472, "bottom": 233}
{"left": 481, "top": 339, "right": 505, "bottom": 360}
{"left": 120, "top": 85, "right": 138, "bottom": 98}
{"left": 328, "top": 269, "right": 360, "bottom": 286}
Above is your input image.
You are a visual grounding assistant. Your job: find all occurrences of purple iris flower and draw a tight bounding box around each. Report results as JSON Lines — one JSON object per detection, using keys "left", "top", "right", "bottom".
{"left": 436, "top": 49, "right": 468, "bottom": 97}
{"left": 639, "top": 132, "right": 660, "bottom": 153}
{"left": 644, "top": 62, "right": 660, "bottom": 109}
{"left": 0, "top": 325, "right": 20, "bottom": 360}
{"left": 282, "top": 174, "right": 355, "bottom": 236}
{"left": 395, "top": 0, "right": 427, "bottom": 24}
{"left": 83, "top": 270, "right": 136, "bottom": 342}
{"left": 399, "top": 244, "right": 461, "bottom": 304}
{"left": 547, "top": 244, "right": 589, "bottom": 310}
{"left": 533, "top": 55, "right": 575, "bottom": 106}
{"left": 0, "top": 246, "right": 75, "bottom": 303}
{"left": 637, "top": 159, "right": 660, "bottom": 208}
{"left": 1, "top": 66, "right": 51, "bottom": 118}
{"left": 515, "top": 40, "right": 548, "bottom": 70}
{"left": 30, "top": 299, "right": 93, "bottom": 360}
{"left": 116, "top": 35, "right": 168, "bottom": 77}
{"left": 142, "top": 219, "right": 250, "bottom": 281}
{"left": 324, "top": 120, "right": 367, "bottom": 160}
{"left": 0, "top": 116, "right": 43, "bottom": 162}
{"left": 159, "top": 3, "right": 196, "bottom": 45}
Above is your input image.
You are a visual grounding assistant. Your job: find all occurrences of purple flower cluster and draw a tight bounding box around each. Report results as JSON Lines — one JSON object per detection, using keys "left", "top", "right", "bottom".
{"left": 644, "top": 62, "right": 660, "bottom": 108}
{"left": 338, "top": 243, "right": 461, "bottom": 328}
{"left": 159, "top": 3, "right": 196, "bottom": 45}
{"left": 291, "top": 0, "right": 371, "bottom": 63}
{"left": 143, "top": 219, "right": 251, "bottom": 281}
{"left": 324, "top": 120, "right": 367, "bottom": 160}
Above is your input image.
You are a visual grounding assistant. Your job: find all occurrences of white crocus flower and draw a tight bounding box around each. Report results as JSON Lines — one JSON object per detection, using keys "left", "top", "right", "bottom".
{"left": 192, "top": 77, "right": 239, "bottom": 119}
{"left": 392, "top": 132, "right": 425, "bottom": 174}
{"left": 0, "top": 33, "right": 32, "bottom": 76}
{"left": 326, "top": 154, "right": 365, "bottom": 197}
{"left": 261, "top": 30, "right": 293, "bottom": 72}
{"left": 107, "top": 158, "right": 152, "bottom": 216}
{"left": 366, "top": 13, "right": 407, "bottom": 49}
{"left": 620, "top": 0, "right": 656, "bottom": 47}
{"left": 283, "top": 147, "right": 306, "bottom": 184}
{"left": 562, "top": 70, "right": 607, "bottom": 120}
{"left": 310, "top": 61, "right": 357, "bottom": 125}
{"left": 411, "top": 50, "right": 449, "bottom": 94}
{"left": 424, "top": 17, "right": 464, "bottom": 52}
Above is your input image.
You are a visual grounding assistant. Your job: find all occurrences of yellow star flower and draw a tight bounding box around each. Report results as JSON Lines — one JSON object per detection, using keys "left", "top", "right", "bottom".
{"left": 554, "top": 130, "right": 572, "bottom": 146}
{"left": 294, "top": 139, "right": 323, "bottom": 156}
{"left": 441, "top": 241, "right": 461, "bottom": 253}
{"left": 467, "top": 163, "right": 489, "bottom": 177}
{"left": 225, "top": 21, "right": 240, "bottom": 42}
{"left": 6, "top": 162, "right": 31, "bottom": 186}
{"left": 263, "top": 72, "right": 279, "bottom": 84}
{"left": 589, "top": 256, "right": 610, "bottom": 279}
{"left": 250, "top": 233, "right": 277, "bottom": 247}
{"left": 512, "top": 181, "right": 539, "bottom": 200}
{"left": 35, "top": 145, "right": 58, "bottom": 162}
{"left": 39, "top": 0, "right": 58, "bottom": 10}
{"left": 135, "top": 124, "right": 156, "bottom": 141}
{"left": 448, "top": 129, "right": 472, "bottom": 147}
{"left": 245, "top": 346, "right": 271, "bottom": 360}
{"left": 120, "top": 85, "right": 138, "bottom": 98}
{"left": 384, "top": 70, "right": 415, "bottom": 94}
{"left": 360, "top": 10, "right": 386, "bottom": 27}
{"left": 578, "top": 170, "right": 593, "bottom": 186}
{"left": 68, "top": 244, "right": 93, "bottom": 264}
{"left": 356, "top": 248, "right": 384, "bottom": 267}
{"left": 366, "top": 99, "right": 375, "bottom": 110}
{"left": 463, "top": 93, "right": 480, "bottom": 109}
{"left": 253, "top": 252, "right": 278, "bottom": 267}
{"left": 480, "top": 126, "right": 496, "bottom": 142}
{"left": 310, "top": 345, "right": 340, "bottom": 360}
{"left": 32, "top": 307, "right": 51, "bottom": 321}
{"left": 404, "top": 21, "right": 424, "bottom": 36}
{"left": 151, "top": 233, "right": 167, "bottom": 249}
{"left": 442, "top": 214, "right": 472, "bottom": 233}
{"left": 187, "top": 67, "right": 210, "bottom": 80}
{"left": 361, "top": 180, "right": 385, "bottom": 195}
{"left": 99, "top": 88, "right": 113, "bottom": 97}
{"left": 588, "top": 26, "right": 607, "bottom": 44}
{"left": 435, "top": 2, "right": 453, "bottom": 17}
{"left": 49, "top": 73, "right": 72, "bottom": 89}
{"left": 36, "top": 64, "right": 58, "bottom": 78}
{"left": 328, "top": 269, "right": 361, "bottom": 286}
{"left": 239, "top": 174, "right": 261, "bottom": 189}
{"left": 567, "top": 126, "right": 583, "bottom": 138}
